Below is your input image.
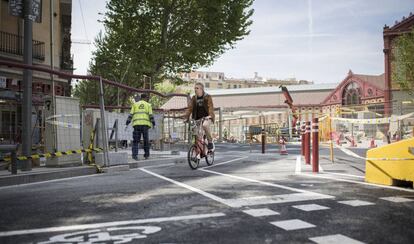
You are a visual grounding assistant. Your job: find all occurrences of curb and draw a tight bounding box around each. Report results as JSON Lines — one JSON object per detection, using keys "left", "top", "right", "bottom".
{"left": 0, "top": 155, "right": 188, "bottom": 187}
{"left": 101, "top": 165, "right": 130, "bottom": 174}
{"left": 0, "top": 166, "right": 97, "bottom": 187}
{"left": 128, "top": 156, "right": 187, "bottom": 169}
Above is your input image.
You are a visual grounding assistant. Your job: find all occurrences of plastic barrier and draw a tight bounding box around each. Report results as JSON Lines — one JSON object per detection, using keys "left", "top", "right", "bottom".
{"left": 365, "top": 138, "right": 414, "bottom": 186}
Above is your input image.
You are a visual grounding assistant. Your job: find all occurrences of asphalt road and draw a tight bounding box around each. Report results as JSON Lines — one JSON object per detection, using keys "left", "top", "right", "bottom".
{"left": 0, "top": 143, "right": 413, "bottom": 243}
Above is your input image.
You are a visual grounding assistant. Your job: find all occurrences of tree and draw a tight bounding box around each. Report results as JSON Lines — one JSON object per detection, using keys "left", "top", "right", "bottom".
{"left": 392, "top": 29, "right": 414, "bottom": 94}
{"left": 73, "top": 0, "right": 253, "bottom": 105}
{"left": 150, "top": 82, "right": 177, "bottom": 109}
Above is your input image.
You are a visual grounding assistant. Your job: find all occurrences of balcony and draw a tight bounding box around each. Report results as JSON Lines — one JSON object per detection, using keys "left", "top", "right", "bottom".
{"left": 0, "top": 31, "right": 45, "bottom": 61}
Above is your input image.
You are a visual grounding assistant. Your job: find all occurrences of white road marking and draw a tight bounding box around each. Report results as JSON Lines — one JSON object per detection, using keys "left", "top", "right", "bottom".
{"left": 38, "top": 226, "right": 162, "bottom": 244}
{"left": 270, "top": 219, "right": 316, "bottom": 231}
{"left": 294, "top": 155, "right": 323, "bottom": 173}
{"left": 295, "top": 156, "right": 301, "bottom": 174}
{"left": 200, "top": 167, "right": 333, "bottom": 196}
{"left": 310, "top": 234, "right": 365, "bottom": 244}
{"left": 0, "top": 173, "right": 102, "bottom": 189}
{"left": 335, "top": 145, "right": 364, "bottom": 159}
{"left": 0, "top": 212, "right": 226, "bottom": 237}
{"left": 319, "top": 163, "right": 324, "bottom": 172}
{"left": 242, "top": 208, "right": 280, "bottom": 217}
{"left": 298, "top": 172, "right": 414, "bottom": 193}
{"left": 203, "top": 156, "right": 248, "bottom": 169}
{"left": 321, "top": 172, "right": 365, "bottom": 179}
{"left": 292, "top": 204, "right": 330, "bottom": 212}
{"left": 338, "top": 200, "right": 375, "bottom": 207}
{"left": 140, "top": 168, "right": 234, "bottom": 207}
{"left": 226, "top": 193, "right": 333, "bottom": 207}
{"left": 380, "top": 196, "right": 414, "bottom": 203}
{"left": 142, "top": 162, "right": 334, "bottom": 208}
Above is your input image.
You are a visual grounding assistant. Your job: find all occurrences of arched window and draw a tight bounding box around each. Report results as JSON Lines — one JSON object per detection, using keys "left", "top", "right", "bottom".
{"left": 342, "top": 82, "right": 361, "bottom": 106}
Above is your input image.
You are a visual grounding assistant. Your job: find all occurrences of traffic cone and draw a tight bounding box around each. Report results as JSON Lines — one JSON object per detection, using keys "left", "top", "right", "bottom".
{"left": 370, "top": 138, "right": 376, "bottom": 148}
{"left": 279, "top": 138, "right": 288, "bottom": 155}
{"left": 396, "top": 134, "right": 400, "bottom": 141}
{"left": 351, "top": 137, "right": 357, "bottom": 147}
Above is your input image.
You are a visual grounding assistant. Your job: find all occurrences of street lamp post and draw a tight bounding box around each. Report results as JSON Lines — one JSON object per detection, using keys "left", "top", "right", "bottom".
{"left": 22, "top": 0, "right": 33, "bottom": 171}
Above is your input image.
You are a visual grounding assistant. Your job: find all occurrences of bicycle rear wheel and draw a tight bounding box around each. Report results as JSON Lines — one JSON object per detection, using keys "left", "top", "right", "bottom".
{"left": 188, "top": 145, "right": 200, "bottom": 169}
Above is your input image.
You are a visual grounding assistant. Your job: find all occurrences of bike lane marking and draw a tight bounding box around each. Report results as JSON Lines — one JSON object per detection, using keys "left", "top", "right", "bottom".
{"left": 0, "top": 212, "right": 225, "bottom": 237}
{"left": 203, "top": 156, "right": 248, "bottom": 169}
{"left": 140, "top": 167, "right": 234, "bottom": 207}
{"left": 140, "top": 158, "right": 334, "bottom": 208}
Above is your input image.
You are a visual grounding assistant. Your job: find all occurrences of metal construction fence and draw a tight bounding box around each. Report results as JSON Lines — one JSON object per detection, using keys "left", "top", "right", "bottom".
{"left": 318, "top": 101, "right": 414, "bottom": 147}
{"left": 0, "top": 60, "right": 190, "bottom": 170}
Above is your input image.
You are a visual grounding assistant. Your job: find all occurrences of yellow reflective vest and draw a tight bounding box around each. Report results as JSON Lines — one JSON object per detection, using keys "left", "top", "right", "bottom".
{"left": 130, "top": 100, "right": 153, "bottom": 127}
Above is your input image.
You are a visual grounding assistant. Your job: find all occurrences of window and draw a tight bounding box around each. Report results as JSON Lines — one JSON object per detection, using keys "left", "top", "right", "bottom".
{"left": 233, "top": 85, "right": 237, "bottom": 88}
{"left": 205, "top": 82, "right": 210, "bottom": 88}
{"left": 342, "top": 82, "right": 361, "bottom": 105}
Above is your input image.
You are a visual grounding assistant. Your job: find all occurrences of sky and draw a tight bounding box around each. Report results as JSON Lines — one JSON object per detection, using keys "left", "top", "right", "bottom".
{"left": 71, "top": 0, "right": 414, "bottom": 84}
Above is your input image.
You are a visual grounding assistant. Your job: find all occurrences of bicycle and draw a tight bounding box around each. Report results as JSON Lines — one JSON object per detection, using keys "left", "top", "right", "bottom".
{"left": 187, "top": 117, "right": 215, "bottom": 169}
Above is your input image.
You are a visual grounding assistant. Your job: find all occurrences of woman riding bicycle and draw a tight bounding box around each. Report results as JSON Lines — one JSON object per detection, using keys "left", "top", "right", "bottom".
{"left": 184, "top": 82, "right": 215, "bottom": 150}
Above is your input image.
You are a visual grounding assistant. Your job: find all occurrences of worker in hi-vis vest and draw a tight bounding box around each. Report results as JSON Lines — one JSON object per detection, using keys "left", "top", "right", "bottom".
{"left": 126, "top": 93, "right": 155, "bottom": 160}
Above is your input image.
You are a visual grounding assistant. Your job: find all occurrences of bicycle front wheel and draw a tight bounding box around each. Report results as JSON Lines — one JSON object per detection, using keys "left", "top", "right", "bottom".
{"left": 188, "top": 145, "right": 200, "bottom": 170}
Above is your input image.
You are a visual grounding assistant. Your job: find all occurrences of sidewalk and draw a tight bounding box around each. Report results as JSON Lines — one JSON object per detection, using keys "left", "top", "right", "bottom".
{"left": 0, "top": 149, "right": 187, "bottom": 187}
{"left": 298, "top": 156, "right": 365, "bottom": 181}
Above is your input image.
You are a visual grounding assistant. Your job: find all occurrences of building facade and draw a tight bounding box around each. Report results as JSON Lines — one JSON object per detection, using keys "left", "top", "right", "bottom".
{"left": 0, "top": 0, "right": 73, "bottom": 144}
{"left": 177, "top": 71, "right": 312, "bottom": 91}
{"left": 383, "top": 12, "right": 414, "bottom": 116}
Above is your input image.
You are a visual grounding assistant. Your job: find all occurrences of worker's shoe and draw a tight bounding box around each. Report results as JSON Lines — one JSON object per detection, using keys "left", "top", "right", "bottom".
{"left": 144, "top": 156, "right": 149, "bottom": 160}
{"left": 207, "top": 142, "right": 214, "bottom": 150}
{"left": 132, "top": 156, "right": 139, "bottom": 161}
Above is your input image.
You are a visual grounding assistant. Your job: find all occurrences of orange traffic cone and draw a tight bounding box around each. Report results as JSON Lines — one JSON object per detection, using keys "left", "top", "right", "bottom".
{"left": 279, "top": 138, "right": 288, "bottom": 155}
{"left": 370, "top": 138, "right": 376, "bottom": 148}
{"left": 351, "top": 137, "right": 357, "bottom": 147}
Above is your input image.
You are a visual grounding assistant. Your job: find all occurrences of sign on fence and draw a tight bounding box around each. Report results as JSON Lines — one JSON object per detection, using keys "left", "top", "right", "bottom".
{"left": 9, "top": 0, "right": 42, "bottom": 23}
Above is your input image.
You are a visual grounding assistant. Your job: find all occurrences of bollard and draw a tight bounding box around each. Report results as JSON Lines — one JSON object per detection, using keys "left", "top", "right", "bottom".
{"left": 261, "top": 129, "right": 266, "bottom": 154}
{"left": 312, "top": 118, "right": 319, "bottom": 173}
{"left": 370, "top": 138, "right": 377, "bottom": 148}
{"left": 301, "top": 122, "right": 305, "bottom": 156}
{"left": 351, "top": 136, "right": 357, "bottom": 147}
{"left": 305, "top": 121, "right": 311, "bottom": 165}
{"left": 11, "top": 151, "right": 17, "bottom": 175}
{"left": 0, "top": 145, "right": 19, "bottom": 175}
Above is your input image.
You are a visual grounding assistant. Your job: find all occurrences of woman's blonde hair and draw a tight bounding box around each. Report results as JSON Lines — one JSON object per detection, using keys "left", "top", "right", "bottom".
{"left": 195, "top": 82, "right": 204, "bottom": 90}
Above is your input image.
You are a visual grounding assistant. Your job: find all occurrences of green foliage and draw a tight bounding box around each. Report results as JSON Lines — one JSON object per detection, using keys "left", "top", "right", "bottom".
{"left": 392, "top": 29, "right": 414, "bottom": 94}
{"left": 149, "top": 82, "right": 177, "bottom": 109}
{"left": 73, "top": 0, "right": 253, "bottom": 105}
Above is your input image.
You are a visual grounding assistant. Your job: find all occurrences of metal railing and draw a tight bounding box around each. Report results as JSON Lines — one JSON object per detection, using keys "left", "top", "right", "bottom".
{"left": 0, "top": 31, "right": 45, "bottom": 60}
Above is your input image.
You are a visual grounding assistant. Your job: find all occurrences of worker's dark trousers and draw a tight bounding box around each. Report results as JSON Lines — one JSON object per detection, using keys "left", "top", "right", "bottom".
{"left": 132, "top": 125, "right": 150, "bottom": 158}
